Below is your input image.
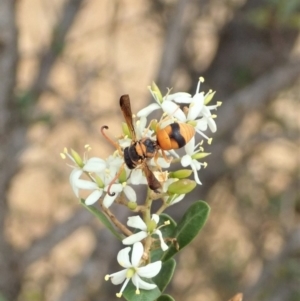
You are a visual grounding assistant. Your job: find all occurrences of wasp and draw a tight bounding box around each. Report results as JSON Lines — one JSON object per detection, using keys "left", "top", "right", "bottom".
{"left": 119, "top": 94, "right": 161, "bottom": 192}
{"left": 101, "top": 95, "right": 195, "bottom": 195}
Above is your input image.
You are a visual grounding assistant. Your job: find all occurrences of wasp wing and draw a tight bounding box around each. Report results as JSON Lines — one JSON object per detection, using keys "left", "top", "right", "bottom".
{"left": 120, "top": 95, "right": 136, "bottom": 141}
{"left": 143, "top": 163, "right": 161, "bottom": 192}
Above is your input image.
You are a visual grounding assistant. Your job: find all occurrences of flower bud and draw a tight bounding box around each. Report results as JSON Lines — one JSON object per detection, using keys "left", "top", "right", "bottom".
{"left": 151, "top": 82, "right": 163, "bottom": 103}
{"left": 169, "top": 169, "right": 193, "bottom": 179}
{"left": 122, "top": 122, "right": 131, "bottom": 138}
{"left": 127, "top": 201, "right": 137, "bottom": 210}
{"left": 150, "top": 119, "right": 158, "bottom": 132}
{"left": 167, "top": 179, "right": 196, "bottom": 194}
{"left": 118, "top": 168, "right": 127, "bottom": 183}
{"left": 94, "top": 175, "right": 104, "bottom": 188}
{"left": 204, "top": 90, "right": 216, "bottom": 105}
{"left": 192, "top": 152, "right": 211, "bottom": 160}
{"left": 147, "top": 219, "right": 157, "bottom": 233}
{"left": 71, "top": 149, "right": 84, "bottom": 167}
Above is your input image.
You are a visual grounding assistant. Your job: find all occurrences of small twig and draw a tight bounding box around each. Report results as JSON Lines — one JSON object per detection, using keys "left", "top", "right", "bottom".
{"left": 100, "top": 202, "right": 132, "bottom": 237}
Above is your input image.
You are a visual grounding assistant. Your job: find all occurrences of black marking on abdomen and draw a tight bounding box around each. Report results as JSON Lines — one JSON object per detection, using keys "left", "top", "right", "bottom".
{"left": 124, "top": 144, "right": 141, "bottom": 169}
{"left": 169, "top": 123, "right": 186, "bottom": 148}
{"left": 124, "top": 147, "right": 136, "bottom": 169}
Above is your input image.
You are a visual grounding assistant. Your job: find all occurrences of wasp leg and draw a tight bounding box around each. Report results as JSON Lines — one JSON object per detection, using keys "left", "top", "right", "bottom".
{"left": 156, "top": 106, "right": 181, "bottom": 130}
{"left": 101, "top": 126, "right": 122, "bottom": 154}
{"left": 153, "top": 150, "right": 172, "bottom": 172}
{"left": 160, "top": 149, "right": 172, "bottom": 164}
{"left": 107, "top": 163, "right": 125, "bottom": 196}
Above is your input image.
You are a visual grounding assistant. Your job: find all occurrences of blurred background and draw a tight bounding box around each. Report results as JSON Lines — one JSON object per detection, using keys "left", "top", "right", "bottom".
{"left": 0, "top": 0, "right": 299, "bottom": 300}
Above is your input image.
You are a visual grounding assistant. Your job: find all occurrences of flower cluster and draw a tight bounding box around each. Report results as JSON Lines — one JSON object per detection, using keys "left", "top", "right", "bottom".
{"left": 61, "top": 77, "right": 219, "bottom": 297}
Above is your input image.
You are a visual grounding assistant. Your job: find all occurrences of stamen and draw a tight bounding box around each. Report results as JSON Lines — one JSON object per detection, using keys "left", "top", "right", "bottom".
{"left": 104, "top": 275, "right": 110, "bottom": 281}
{"left": 199, "top": 76, "right": 204, "bottom": 83}
{"left": 207, "top": 138, "right": 213, "bottom": 145}
{"left": 60, "top": 153, "right": 66, "bottom": 159}
{"left": 203, "top": 162, "right": 208, "bottom": 168}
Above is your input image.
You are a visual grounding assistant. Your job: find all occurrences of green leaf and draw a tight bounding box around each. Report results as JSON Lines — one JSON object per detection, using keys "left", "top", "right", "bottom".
{"left": 153, "top": 259, "right": 176, "bottom": 293}
{"left": 80, "top": 199, "right": 123, "bottom": 240}
{"left": 151, "top": 214, "right": 177, "bottom": 262}
{"left": 123, "top": 281, "right": 161, "bottom": 301}
{"left": 157, "top": 295, "right": 175, "bottom": 301}
{"left": 162, "top": 201, "right": 210, "bottom": 262}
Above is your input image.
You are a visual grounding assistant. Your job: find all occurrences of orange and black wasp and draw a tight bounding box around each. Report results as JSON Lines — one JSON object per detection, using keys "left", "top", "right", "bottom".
{"left": 119, "top": 95, "right": 161, "bottom": 192}
{"left": 101, "top": 94, "right": 195, "bottom": 196}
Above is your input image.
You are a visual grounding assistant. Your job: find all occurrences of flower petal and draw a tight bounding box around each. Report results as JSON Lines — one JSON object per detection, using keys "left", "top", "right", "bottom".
{"left": 131, "top": 242, "right": 144, "bottom": 267}
{"left": 132, "top": 274, "right": 157, "bottom": 290}
{"left": 122, "top": 231, "right": 148, "bottom": 245}
{"left": 137, "top": 261, "right": 162, "bottom": 278}
{"left": 207, "top": 117, "right": 217, "bottom": 132}
{"left": 130, "top": 169, "right": 147, "bottom": 185}
{"left": 191, "top": 162, "right": 202, "bottom": 185}
{"left": 123, "top": 185, "right": 137, "bottom": 202}
{"left": 195, "top": 118, "right": 208, "bottom": 131}
{"left": 137, "top": 103, "right": 161, "bottom": 117}
{"left": 161, "top": 101, "right": 186, "bottom": 122}
{"left": 154, "top": 229, "right": 168, "bottom": 251}
{"left": 69, "top": 169, "right": 83, "bottom": 197}
{"left": 187, "top": 94, "right": 204, "bottom": 120}
{"left": 85, "top": 189, "right": 103, "bottom": 205}
{"left": 117, "top": 246, "right": 132, "bottom": 268}
{"left": 181, "top": 154, "right": 192, "bottom": 167}
{"left": 127, "top": 216, "right": 147, "bottom": 230}
{"left": 76, "top": 179, "right": 99, "bottom": 190}
{"left": 165, "top": 92, "right": 192, "bottom": 103}
{"left": 170, "top": 194, "right": 185, "bottom": 205}
{"left": 103, "top": 192, "right": 118, "bottom": 208}
{"left": 83, "top": 157, "right": 106, "bottom": 172}
{"left": 110, "top": 269, "right": 127, "bottom": 285}
{"left": 184, "top": 137, "right": 195, "bottom": 155}
{"left": 151, "top": 214, "right": 159, "bottom": 224}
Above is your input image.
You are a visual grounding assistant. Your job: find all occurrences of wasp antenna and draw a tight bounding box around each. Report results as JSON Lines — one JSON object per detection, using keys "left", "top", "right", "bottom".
{"left": 107, "top": 163, "right": 125, "bottom": 197}
{"left": 107, "top": 183, "right": 116, "bottom": 197}
{"left": 101, "top": 125, "right": 120, "bottom": 150}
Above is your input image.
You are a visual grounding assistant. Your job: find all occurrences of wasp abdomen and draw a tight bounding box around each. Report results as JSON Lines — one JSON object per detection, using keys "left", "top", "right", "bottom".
{"left": 156, "top": 123, "right": 195, "bottom": 150}
{"left": 124, "top": 144, "right": 141, "bottom": 169}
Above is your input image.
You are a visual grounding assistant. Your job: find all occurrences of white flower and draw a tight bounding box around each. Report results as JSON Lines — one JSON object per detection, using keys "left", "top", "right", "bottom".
{"left": 105, "top": 242, "right": 162, "bottom": 297}
{"left": 62, "top": 147, "right": 106, "bottom": 198}
{"left": 122, "top": 215, "right": 169, "bottom": 251}
{"left": 69, "top": 153, "right": 137, "bottom": 207}
{"left": 137, "top": 86, "right": 186, "bottom": 121}
{"left": 69, "top": 157, "right": 106, "bottom": 184}
{"left": 164, "top": 92, "right": 192, "bottom": 103}
{"left": 181, "top": 137, "right": 206, "bottom": 185}
{"left": 171, "top": 78, "right": 218, "bottom": 142}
